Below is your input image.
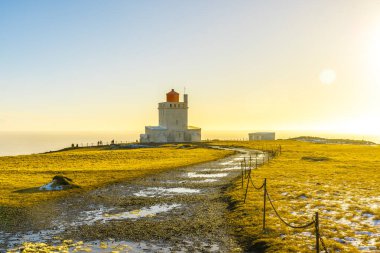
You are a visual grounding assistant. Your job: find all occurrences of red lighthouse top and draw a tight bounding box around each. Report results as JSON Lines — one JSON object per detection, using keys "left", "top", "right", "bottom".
{"left": 166, "top": 89, "right": 179, "bottom": 102}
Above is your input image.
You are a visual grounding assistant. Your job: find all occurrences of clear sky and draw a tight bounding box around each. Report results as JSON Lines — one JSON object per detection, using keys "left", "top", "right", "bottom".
{"left": 1, "top": 0, "right": 380, "bottom": 136}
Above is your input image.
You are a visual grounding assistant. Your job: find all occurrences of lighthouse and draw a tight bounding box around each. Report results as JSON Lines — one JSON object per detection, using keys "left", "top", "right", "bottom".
{"left": 140, "top": 89, "right": 201, "bottom": 143}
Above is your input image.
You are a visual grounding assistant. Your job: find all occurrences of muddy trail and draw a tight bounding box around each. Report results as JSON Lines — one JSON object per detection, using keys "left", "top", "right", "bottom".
{"left": 0, "top": 148, "right": 266, "bottom": 252}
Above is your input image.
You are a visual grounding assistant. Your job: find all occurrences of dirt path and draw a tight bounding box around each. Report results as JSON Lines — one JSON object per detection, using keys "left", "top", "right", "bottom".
{"left": 0, "top": 147, "right": 265, "bottom": 252}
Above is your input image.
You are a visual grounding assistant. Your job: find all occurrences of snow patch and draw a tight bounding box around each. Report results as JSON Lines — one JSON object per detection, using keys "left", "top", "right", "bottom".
{"left": 39, "top": 182, "right": 63, "bottom": 191}
{"left": 73, "top": 204, "right": 181, "bottom": 226}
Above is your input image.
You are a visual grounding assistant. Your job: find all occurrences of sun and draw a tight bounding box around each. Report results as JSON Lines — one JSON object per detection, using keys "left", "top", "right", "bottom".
{"left": 319, "top": 69, "right": 336, "bottom": 85}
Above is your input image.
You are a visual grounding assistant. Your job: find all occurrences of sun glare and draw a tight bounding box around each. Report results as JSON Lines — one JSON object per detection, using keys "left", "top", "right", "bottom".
{"left": 319, "top": 69, "right": 336, "bottom": 85}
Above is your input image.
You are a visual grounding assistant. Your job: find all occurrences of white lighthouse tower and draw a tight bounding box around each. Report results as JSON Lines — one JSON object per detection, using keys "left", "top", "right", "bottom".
{"left": 140, "top": 89, "right": 201, "bottom": 143}
{"left": 158, "top": 89, "right": 188, "bottom": 130}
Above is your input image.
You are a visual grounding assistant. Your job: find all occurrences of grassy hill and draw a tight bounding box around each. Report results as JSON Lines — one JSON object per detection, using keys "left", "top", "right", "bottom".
{"left": 0, "top": 145, "right": 233, "bottom": 207}
{"left": 210, "top": 140, "right": 380, "bottom": 252}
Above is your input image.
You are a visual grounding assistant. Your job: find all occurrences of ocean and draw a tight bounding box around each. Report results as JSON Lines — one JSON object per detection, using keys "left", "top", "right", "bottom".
{"left": 0, "top": 130, "right": 379, "bottom": 157}
{"left": 0, "top": 131, "right": 140, "bottom": 157}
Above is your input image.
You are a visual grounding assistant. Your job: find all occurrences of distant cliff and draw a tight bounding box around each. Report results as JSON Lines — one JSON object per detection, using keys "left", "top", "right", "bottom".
{"left": 289, "top": 136, "right": 376, "bottom": 145}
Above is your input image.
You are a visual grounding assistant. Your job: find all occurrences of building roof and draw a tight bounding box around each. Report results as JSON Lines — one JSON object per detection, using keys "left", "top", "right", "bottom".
{"left": 166, "top": 89, "right": 180, "bottom": 102}
{"left": 166, "top": 89, "right": 179, "bottom": 95}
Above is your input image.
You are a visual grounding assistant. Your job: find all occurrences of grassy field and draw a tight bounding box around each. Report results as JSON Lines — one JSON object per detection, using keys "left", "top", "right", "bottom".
{"left": 211, "top": 140, "right": 380, "bottom": 252}
{"left": 0, "top": 145, "right": 233, "bottom": 207}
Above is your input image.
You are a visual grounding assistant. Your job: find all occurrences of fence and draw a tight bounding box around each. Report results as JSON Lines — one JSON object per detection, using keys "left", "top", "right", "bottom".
{"left": 70, "top": 140, "right": 132, "bottom": 148}
{"left": 239, "top": 147, "right": 328, "bottom": 253}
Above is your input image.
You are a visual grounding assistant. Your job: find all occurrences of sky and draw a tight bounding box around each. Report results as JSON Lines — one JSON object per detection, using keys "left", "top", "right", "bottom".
{"left": 1, "top": 0, "right": 380, "bottom": 136}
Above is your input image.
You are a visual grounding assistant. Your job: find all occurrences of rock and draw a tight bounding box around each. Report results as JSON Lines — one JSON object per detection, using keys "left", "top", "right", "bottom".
{"left": 301, "top": 156, "right": 330, "bottom": 162}
{"left": 39, "top": 176, "right": 79, "bottom": 191}
{"left": 52, "top": 175, "right": 72, "bottom": 185}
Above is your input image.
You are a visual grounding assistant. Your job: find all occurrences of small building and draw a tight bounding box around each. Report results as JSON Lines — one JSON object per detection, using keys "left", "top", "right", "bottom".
{"left": 140, "top": 89, "right": 201, "bottom": 143}
{"left": 249, "top": 132, "right": 275, "bottom": 141}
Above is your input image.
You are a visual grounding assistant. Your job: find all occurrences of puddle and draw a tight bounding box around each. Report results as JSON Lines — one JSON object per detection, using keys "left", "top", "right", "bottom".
{"left": 358, "top": 245, "right": 378, "bottom": 251}
{"left": 199, "top": 166, "right": 241, "bottom": 172}
{"left": 196, "top": 179, "right": 219, "bottom": 183}
{"left": 73, "top": 204, "right": 181, "bottom": 226}
{"left": 219, "top": 166, "right": 242, "bottom": 171}
{"left": 6, "top": 239, "right": 220, "bottom": 253}
{"left": 187, "top": 172, "right": 228, "bottom": 178}
{"left": 165, "top": 179, "right": 220, "bottom": 184}
{"left": 219, "top": 161, "right": 233, "bottom": 165}
{"left": 0, "top": 227, "right": 65, "bottom": 251}
{"left": 134, "top": 187, "right": 200, "bottom": 197}
{"left": 355, "top": 231, "right": 376, "bottom": 236}
{"left": 163, "top": 179, "right": 221, "bottom": 184}
{"left": 162, "top": 180, "right": 187, "bottom": 184}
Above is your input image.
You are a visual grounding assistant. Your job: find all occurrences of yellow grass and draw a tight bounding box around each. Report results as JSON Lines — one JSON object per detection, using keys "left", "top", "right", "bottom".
{"left": 0, "top": 146, "right": 233, "bottom": 207}
{"left": 210, "top": 140, "right": 380, "bottom": 252}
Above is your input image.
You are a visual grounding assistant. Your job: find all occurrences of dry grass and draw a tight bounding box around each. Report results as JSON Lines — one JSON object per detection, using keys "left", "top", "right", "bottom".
{"left": 0, "top": 146, "right": 233, "bottom": 207}
{"left": 211, "top": 140, "right": 380, "bottom": 252}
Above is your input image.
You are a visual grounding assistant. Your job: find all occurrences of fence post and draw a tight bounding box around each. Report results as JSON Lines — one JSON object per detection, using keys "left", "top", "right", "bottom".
{"left": 244, "top": 171, "right": 251, "bottom": 203}
{"left": 315, "top": 212, "right": 320, "bottom": 253}
{"left": 243, "top": 157, "right": 246, "bottom": 178}
{"left": 263, "top": 178, "right": 267, "bottom": 231}
{"left": 241, "top": 161, "right": 244, "bottom": 189}
{"left": 255, "top": 152, "right": 258, "bottom": 168}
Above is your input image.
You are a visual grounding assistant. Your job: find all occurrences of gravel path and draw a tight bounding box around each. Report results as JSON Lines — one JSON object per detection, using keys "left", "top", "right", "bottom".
{"left": 0, "top": 147, "right": 265, "bottom": 252}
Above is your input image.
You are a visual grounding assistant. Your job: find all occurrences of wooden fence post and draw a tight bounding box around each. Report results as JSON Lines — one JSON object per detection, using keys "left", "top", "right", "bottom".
{"left": 263, "top": 178, "right": 267, "bottom": 231}
{"left": 241, "top": 161, "right": 244, "bottom": 188}
{"left": 244, "top": 172, "right": 251, "bottom": 203}
{"left": 243, "top": 157, "right": 247, "bottom": 178}
{"left": 315, "top": 212, "right": 320, "bottom": 253}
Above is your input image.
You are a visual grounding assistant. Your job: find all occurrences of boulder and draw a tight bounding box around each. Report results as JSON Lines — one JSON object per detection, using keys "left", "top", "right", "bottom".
{"left": 39, "top": 176, "right": 79, "bottom": 191}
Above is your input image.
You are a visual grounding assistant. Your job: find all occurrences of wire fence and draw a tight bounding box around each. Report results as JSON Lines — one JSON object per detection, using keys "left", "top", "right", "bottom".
{"left": 239, "top": 146, "right": 329, "bottom": 253}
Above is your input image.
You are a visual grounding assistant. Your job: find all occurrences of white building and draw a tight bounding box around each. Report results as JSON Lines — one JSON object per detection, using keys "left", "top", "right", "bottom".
{"left": 140, "top": 89, "right": 201, "bottom": 143}
{"left": 249, "top": 132, "right": 275, "bottom": 141}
